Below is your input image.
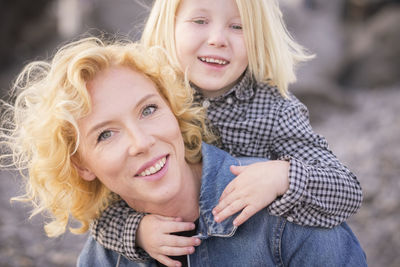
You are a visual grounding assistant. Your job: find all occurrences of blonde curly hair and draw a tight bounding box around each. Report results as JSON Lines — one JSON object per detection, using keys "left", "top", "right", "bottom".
{"left": 0, "top": 37, "right": 213, "bottom": 237}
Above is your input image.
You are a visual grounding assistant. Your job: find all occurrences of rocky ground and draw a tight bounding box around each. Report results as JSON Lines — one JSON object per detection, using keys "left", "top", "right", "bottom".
{"left": 310, "top": 87, "right": 400, "bottom": 267}
{"left": 1, "top": 0, "right": 399, "bottom": 266}
{"left": 0, "top": 170, "right": 88, "bottom": 267}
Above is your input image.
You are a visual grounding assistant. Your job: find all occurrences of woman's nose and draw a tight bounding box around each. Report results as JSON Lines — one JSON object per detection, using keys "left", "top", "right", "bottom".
{"left": 127, "top": 127, "right": 155, "bottom": 156}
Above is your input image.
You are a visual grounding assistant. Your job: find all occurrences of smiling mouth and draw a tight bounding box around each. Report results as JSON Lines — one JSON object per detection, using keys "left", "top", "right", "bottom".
{"left": 199, "top": 57, "right": 229, "bottom": 65}
{"left": 136, "top": 157, "right": 167, "bottom": 177}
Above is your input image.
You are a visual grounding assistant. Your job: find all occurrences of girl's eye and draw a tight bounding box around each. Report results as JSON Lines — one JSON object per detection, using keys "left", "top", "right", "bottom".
{"left": 142, "top": 104, "right": 157, "bottom": 117}
{"left": 231, "top": 24, "right": 242, "bottom": 30}
{"left": 97, "top": 130, "right": 113, "bottom": 143}
{"left": 192, "top": 18, "right": 207, "bottom": 25}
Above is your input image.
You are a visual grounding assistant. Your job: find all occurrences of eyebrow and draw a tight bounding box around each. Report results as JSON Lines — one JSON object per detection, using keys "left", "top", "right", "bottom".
{"left": 180, "top": 7, "right": 209, "bottom": 16}
{"left": 85, "top": 93, "right": 158, "bottom": 139}
{"left": 180, "top": 8, "right": 241, "bottom": 21}
{"left": 193, "top": 8, "right": 209, "bottom": 13}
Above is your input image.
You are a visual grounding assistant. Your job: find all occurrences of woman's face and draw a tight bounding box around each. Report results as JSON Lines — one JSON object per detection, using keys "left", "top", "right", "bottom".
{"left": 76, "top": 66, "right": 189, "bottom": 208}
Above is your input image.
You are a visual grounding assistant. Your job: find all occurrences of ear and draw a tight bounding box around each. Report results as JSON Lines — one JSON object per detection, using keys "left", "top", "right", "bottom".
{"left": 72, "top": 159, "right": 97, "bottom": 181}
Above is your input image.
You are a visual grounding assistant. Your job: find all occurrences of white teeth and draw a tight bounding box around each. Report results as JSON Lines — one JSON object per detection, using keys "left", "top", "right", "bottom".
{"left": 138, "top": 157, "right": 166, "bottom": 177}
{"left": 199, "top": 57, "right": 227, "bottom": 65}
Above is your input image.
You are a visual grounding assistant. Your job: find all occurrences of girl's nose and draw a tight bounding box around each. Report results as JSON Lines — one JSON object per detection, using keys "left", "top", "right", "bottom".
{"left": 127, "top": 127, "right": 155, "bottom": 156}
{"left": 207, "top": 27, "right": 227, "bottom": 48}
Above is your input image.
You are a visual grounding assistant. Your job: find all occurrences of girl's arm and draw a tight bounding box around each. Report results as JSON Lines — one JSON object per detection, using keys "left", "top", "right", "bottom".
{"left": 90, "top": 200, "right": 150, "bottom": 261}
{"left": 267, "top": 100, "right": 362, "bottom": 227}
{"left": 91, "top": 200, "right": 200, "bottom": 265}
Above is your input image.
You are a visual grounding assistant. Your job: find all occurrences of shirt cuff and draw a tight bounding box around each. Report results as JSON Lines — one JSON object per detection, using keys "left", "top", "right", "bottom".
{"left": 267, "top": 156, "right": 309, "bottom": 217}
{"left": 123, "top": 213, "right": 151, "bottom": 261}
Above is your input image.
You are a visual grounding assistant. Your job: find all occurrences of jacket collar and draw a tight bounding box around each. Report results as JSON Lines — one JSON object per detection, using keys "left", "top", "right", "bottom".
{"left": 196, "top": 143, "right": 240, "bottom": 238}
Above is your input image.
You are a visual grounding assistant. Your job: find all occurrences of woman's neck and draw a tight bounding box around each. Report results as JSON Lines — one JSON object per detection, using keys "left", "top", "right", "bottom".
{"left": 129, "top": 161, "right": 203, "bottom": 222}
{"left": 170, "top": 162, "right": 202, "bottom": 221}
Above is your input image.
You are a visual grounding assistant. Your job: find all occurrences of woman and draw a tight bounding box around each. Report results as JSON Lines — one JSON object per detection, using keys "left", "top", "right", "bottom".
{"left": 0, "top": 37, "right": 366, "bottom": 266}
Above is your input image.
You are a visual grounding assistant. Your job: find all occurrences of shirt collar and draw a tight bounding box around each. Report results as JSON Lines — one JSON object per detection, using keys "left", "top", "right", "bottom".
{"left": 192, "top": 69, "right": 255, "bottom": 103}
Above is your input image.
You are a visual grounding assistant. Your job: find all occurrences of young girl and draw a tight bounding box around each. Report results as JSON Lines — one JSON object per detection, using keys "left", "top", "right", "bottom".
{"left": 91, "top": 0, "right": 363, "bottom": 266}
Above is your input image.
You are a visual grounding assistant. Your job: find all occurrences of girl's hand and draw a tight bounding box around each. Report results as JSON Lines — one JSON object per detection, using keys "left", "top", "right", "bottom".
{"left": 136, "top": 214, "right": 201, "bottom": 267}
{"left": 212, "top": 160, "right": 290, "bottom": 227}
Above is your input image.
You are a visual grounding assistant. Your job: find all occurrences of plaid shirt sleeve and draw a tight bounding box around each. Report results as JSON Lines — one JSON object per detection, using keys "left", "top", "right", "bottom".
{"left": 90, "top": 200, "right": 151, "bottom": 261}
{"left": 267, "top": 100, "right": 363, "bottom": 228}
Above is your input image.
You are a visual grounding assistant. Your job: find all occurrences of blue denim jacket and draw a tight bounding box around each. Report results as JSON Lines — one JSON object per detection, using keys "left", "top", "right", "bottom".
{"left": 78, "top": 143, "right": 366, "bottom": 267}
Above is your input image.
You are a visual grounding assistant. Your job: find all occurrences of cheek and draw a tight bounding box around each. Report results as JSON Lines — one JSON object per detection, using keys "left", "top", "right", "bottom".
{"left": 174, "top": 29, "right": 183, "bottom": 56}
{"left": 166, "top": 118, "right": 182, "bottom": 140}
{"left": 231, "top": 34, "right": 247, "bottom": 58}
{"left": 160, "top": 115, "right": 185, "bottom": 146}
{"left": 238, "top": 40, "right": 248, "bottom": 63}
{"left": 175, "top": 42, "right": 189, "bottom": 69}
{"left": 90, "top": 158, "right": 127, "bottom": 195}
{"left": 175, "top": 29, "right": 196, "bottom": 65}
{"left": 83, "top": 145, "right": 126, "bottom": 181}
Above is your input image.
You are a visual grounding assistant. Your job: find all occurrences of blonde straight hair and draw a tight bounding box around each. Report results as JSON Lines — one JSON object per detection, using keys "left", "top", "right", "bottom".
{"left": 0, "top": 37, "right": 212, "bottom": 237}
{"left": 141, "top": 0, "right": 313, "bottom": 97}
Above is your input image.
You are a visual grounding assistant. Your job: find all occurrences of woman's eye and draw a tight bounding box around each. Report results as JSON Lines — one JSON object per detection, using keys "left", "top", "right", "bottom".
{"left": 142, "top": 104, "right": 157, "bottom": 117}
{"left": 97, "top": 130, "right": 113, "bottom": 143}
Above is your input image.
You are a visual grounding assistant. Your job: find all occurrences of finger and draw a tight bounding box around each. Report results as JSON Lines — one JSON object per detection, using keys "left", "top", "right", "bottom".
{"left": 162, "top": 221, "right": 196, "bottom": 234}
{"left": 163, "top": 235, "right": 201, "bottom": 248}
{"left": 218, "top": 165, "right": 249, "bottom": 204}
{"left": 214, "top": 199, "right": 245, "bottom": 223}
{"left": 173, "top": 217, "right": 183, "bottom": 222}
{"left": 213, "top": 189, "right": 236, "bottom": 216}
{"left": 159, "top": 244, "right": 196, "bottom": 257}
{"left": 214, "top": 184, "right": 243, "bottom": 215}
{"left": 232, "top": 205, "right": 258, "bottom": 227}
{"left": 215, "top": 182, "right": 236, "bottom": 211}
{"left": 229, "top": 165, "right": 246, "bottom": 176}
{"left": 155, "top": 254, "right": 182, "bottom": 267}
{"left": 155, "top": 215, "right": 183, "bottom": 222}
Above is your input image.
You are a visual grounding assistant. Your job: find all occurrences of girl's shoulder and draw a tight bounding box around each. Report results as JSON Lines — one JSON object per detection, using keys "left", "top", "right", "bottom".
{"left": 253, "top": 80, "right": 304, "bottom": 108}
{"left": 250, "top": 81, "right": 310, "bottom": 123}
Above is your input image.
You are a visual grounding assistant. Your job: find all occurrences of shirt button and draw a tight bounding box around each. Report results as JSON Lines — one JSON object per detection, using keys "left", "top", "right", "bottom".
{"left": 202, "top": 100, "right": 210, "bottom": 108}
{"left": 287, "top": 216, "right": 294, "bottom": 223}
{"left": 226, "top": 97, "right": 233, "bottom": 104}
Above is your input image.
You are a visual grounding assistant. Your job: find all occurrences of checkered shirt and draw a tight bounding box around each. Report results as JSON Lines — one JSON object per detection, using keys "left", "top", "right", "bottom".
{"left": 91, "top": 199, "right": 151, "bottom": 261}
{"left": 90, "top": 70, "right": 363, "bottom": 261}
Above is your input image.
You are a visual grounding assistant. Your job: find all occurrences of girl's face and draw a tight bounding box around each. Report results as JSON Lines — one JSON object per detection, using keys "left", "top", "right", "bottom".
{"left": 76, "top": 67, "right": 191, "bottom": 210}
{"left": 175, "top": 0, "right": 248, "bottom": 98}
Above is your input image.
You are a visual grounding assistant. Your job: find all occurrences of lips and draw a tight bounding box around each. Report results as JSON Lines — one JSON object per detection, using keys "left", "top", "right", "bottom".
{"left": 136, "top": 156, "right": 167, "bottom": 177}
{"left": 133, "top": 155, "right": 169, "bottom": 182}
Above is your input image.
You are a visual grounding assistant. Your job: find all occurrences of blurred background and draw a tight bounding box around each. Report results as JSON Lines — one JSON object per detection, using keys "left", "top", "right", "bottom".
{"left": 0, "top": 0, "right": 399, "bottom": 266}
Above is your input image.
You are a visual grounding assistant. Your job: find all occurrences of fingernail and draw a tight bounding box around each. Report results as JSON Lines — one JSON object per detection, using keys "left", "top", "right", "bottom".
{"left": 214, "top": 216, "right": 219, "bottom": 222}
{"left": 194, "top": 238, "right": 201, "bottom": 245}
